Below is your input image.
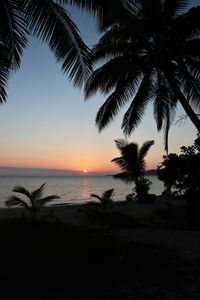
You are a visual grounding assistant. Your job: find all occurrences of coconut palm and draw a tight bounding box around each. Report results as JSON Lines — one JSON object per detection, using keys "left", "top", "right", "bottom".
{"left": 85, "top": 0, "right": 200, "bottom": 151}
{"left": 0, "top": 0, "right": 95, "bottom": 103}
{"left": 112, "top": 139, "right": 154, "bottom": 201}
{"left": 90, "top": 188, "right": 114, "bottom": 212}
{"left": 5, "top": 183, "right": 60, "bottom": 222}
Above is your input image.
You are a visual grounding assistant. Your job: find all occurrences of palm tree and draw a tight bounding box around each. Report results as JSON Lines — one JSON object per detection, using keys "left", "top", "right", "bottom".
{"left": 85, "top": 0, "right": 200, "bottom": 152}
{"left": 5, "top": 183, "right": 60, "bottom": 222}
{"left": 112, "top": 139, "right": 154, "bottom": 201}
{"left": 90, "top": 188, "right": 114, "bottom": 212}
{"left": 0, "top": 0, "right": 94, "bottom": 103}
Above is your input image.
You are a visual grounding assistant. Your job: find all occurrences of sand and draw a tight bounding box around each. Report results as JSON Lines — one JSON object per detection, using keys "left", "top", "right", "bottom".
{"left": 1, "top": 197, "right": 199, "bottom": 259}
{"left": 0, "top": 197, "right": 200, "bottom": 299}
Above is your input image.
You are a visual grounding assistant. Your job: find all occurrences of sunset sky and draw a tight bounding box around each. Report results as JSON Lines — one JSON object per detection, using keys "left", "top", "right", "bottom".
{"left": 0, "top": 1, "right": 199, "bottom": 174}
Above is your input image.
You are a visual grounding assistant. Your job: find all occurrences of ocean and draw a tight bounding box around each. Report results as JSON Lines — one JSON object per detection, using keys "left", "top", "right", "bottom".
{"left": 0, "top": 175, "right": 164, "bottom": 207}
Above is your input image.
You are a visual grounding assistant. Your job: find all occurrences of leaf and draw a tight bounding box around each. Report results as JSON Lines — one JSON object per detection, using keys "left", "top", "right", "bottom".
{"left": 12, "top": 186, "right": 31, "bottom": 199}
{"left": 113, "top": 172, "right": 135, "bottom": 184}
{"left": 31, "top": 183, "right": 46, "bottom": 201}
{"left": 102, "top": 189, "right": 114, "bottom": 200}
{"left": 36, "top": 195, "right": 60, "bottom": 207}
{"left": 25, "top": 0, "right": 92, "bottom": 87}
{"left": 90, "top": 193, "right": 102, "bottom": 201}
{"left": 5, "top": 196, "right": 29, "bottom": 208}
{"left": 0, "top": 0, "right": 28, "bottom": 69}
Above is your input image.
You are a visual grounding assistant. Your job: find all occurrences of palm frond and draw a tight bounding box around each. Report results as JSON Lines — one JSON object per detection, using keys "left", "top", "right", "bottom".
{"left": 0, "top": 0, "right": 28, "bottom": 69}
{"left": 90, "top": 193, "right": 102, "bottom": 201}
{"left": 0, "top": 45, "right": 10, "bottom": 103}
{"left": 122, "top": 72, "right": 153, "bottom": 136}
{"left": 162, "top": 96, "right": 177, "bottom": 153}
{"left": 95, "top": 72, "right": 141, "bottom": 132}
{"left": 111, "top": 157, "right": 129, "bottom": 172}
{"left": 179, "top": 61, "right": 200, "bottom": 110}
{"left": 26, "top": 0, "right": 91, "bottom": 87}
{"left": 113, "top": 172, "right": 135, "bottom": 184}
{"left": 112, "top": 141, "right": 139, "bottom": 174}
{"left": 84, "top": 56, "right": 131, "bottom": 98}
{"left": 102, "top": 188, "right": 114, "bottom": 200}
{"left": 153, "top": 71, "right": 173, "bottom": 130}
{"left": 91, "top": 42, "right": 131, "bottom": 64}
{"left": 5, "top": 195, "right": 29, "bottom": 208}
{"left": 31, "top": 183, "right": 46, "bottom": 201}
{"left": 165, "top": 68, "right": 200, "bottom": 132}
{"left": 163, "top": 108, "right": 170, "bottom": 154}
{"left": 0, "top": 0, "right": 28, "bottom": 102}
{"left": 59, "top": 0, "right": 126, "bottom": 22}
{"left": 138, "top": 140, "right": 154, "bottom": 171}
{"left": 97, "top": 1, "right": 135, "bottom": 32}
{"left": 36, "top": 195, "right": 60, "bottom": 207}
{"left": 153, "top": 70, "right": 177, "bottom": 153}
{"left": 12, "top": 186, "right": 31, "bottom": 199}
{"left": 114, "top": 139, "right": 128, "bottom": 150}
{"left": 185, "top": 58, "right": 200, "bottom": 80}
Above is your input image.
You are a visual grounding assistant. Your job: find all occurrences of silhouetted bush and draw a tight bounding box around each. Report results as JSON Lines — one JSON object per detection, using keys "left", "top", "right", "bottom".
{"left": 157, "top": 135, "right": 200, "bottom": 223}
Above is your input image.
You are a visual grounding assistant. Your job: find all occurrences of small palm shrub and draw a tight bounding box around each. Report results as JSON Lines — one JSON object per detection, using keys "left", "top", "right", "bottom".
{"left": 5, "top": 183, "right": 60, "bottom": 223}
{"left": 90, "top": 189, "right": 114, "bottom": 212}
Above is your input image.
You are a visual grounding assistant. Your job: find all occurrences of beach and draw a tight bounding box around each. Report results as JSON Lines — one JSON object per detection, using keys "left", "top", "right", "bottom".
{"left": 0, "top": 197, "right": 200, "bottom": 299}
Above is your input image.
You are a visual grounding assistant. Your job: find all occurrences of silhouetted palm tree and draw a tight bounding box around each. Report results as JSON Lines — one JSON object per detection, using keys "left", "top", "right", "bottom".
{"left": 0, "top": 0, "right": 94, "bottom": 103}
{"left": 112, "top": 139, "right": 154, "bottom": 201}
{"left": 90, "top": 188, "right": 114, "bottom": 212}
{"left": 5, "top": 183, "right": 60, "bottom": 222}
{"left": 85, "top": 0, "right": 200, "bottom": 151}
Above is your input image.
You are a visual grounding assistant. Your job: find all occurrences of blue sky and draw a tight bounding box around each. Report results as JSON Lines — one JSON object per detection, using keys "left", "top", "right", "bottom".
{"left": 0, "top": 1, "right": 199, "bottom": 173}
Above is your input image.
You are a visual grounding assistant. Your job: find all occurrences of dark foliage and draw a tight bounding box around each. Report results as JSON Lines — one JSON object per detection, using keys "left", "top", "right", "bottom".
{"left": 85, "top": 0, "right": 200, "bottom": 151}
{"left": 0, "top": 0, "right": 93, "bottom": 103}
{"left": 157, "top": 134, "right": 200, "bottom": 222}
{"left": 112, "top": 139, "right": 154, "bottom": 202}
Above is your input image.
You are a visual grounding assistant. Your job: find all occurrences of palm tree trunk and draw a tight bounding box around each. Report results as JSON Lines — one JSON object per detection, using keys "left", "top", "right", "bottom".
{"left": 168, "top": 77, "right": 200, "bottom": 132}
{"left": 134, "top": 176, "right": 141, "bottom": 201}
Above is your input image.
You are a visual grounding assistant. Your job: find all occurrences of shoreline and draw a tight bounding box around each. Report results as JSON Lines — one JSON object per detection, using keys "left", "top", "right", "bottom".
{"left": 0, "top": 196, "right": 186, "bottom": 223}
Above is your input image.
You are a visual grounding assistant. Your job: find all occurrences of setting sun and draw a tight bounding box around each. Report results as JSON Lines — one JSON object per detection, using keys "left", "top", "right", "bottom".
{"left": 83, "top": 169, "right": 88, "bottom": 173}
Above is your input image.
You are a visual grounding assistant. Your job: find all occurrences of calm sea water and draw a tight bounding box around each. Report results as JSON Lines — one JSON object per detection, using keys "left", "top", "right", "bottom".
{"left": 0, "top": 175, "right": 164, "bottom": 207}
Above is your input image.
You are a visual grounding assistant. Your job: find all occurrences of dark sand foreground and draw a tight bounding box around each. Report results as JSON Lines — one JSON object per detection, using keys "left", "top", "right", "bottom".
{"left": 0, "top": 198, "right": 200, "bottom": 299}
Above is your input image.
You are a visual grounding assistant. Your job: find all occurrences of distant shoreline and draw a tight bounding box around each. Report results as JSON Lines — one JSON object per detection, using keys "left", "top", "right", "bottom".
{"left": 0, "top": 167, "right": 156, "bottom": 177}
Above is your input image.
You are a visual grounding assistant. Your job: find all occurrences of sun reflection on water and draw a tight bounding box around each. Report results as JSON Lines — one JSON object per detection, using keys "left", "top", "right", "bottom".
{"left": 79, "top": 177, "right": 90, "bottom": 199}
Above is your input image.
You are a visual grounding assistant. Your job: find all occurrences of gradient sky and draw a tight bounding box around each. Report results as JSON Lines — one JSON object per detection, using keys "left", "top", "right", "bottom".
{"left": 0, "top": 1, "right": 199, "bottom": 173}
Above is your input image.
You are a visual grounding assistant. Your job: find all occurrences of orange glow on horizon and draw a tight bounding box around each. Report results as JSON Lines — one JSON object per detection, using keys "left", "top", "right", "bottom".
{"left": 0, "top": 147, "right": 162, "bottom": 172}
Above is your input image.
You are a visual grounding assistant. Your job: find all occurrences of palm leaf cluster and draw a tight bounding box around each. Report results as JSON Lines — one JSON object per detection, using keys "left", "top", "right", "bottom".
{"left": 112, "top": 139, "right": 154, "bottom": 184}
{"left": 0, "top": 0, "right": 94, "bottom": 103}
{"left": 85, "top": 0, "right": 200, "bottom": 151}
{"left": 90, "top": 188, "right": 114, "bottom": 211}
{"left": 5, "top": 182, "right": 60, "bottom": 210}
{"left": 112, "top": 139, "right": 154, "bottom": 201}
